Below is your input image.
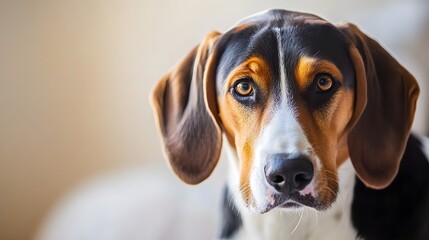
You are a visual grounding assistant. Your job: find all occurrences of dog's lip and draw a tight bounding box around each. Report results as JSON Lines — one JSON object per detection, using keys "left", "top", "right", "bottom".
{"left": 260, "top": 199, "right": 303, "bottom": 213}
{"left": 279, "top": 200, "right": 303, "bottom": 208}
{"left": 260, "top": 192, "right": 321, "bottom": 213}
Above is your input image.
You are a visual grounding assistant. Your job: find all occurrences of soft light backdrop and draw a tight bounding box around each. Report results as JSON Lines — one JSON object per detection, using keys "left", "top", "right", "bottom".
{"left": 1, "top": 0, "right": 427, "bottom": 239}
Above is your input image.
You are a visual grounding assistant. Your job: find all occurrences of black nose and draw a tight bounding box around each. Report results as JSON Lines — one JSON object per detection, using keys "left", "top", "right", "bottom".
{"left": 265, "top": 153, "right": 314, "bottom": 193}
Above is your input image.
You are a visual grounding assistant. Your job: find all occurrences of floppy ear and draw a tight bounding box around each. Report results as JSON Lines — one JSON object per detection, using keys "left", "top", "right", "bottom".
{"left": 151, "top": 32, "right": 222, "bottom": 184}
{"left": 339, "top": 23, "right": 419, "bottom": 189}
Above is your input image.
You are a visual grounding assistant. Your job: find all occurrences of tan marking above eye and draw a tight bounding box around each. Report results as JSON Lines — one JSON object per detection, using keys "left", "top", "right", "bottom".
{"left": 224, "top": 56, "right": 271, "bottom": 95}
{"left": 234, "top": 81, "right": 253, "bottom": 96}
{"left": 295, "top": 56, "right": 343, "bottom": 91}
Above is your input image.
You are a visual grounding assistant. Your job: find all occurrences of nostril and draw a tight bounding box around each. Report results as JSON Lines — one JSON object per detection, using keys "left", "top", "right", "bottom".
{"left": 294, "top": 172, "right": 312, "bottom": 186}
{"left": 272, "top": 175, "right": 285, "bottom": 184}
{"left": 266, "top": 173, "right": 286, "bottom": 191}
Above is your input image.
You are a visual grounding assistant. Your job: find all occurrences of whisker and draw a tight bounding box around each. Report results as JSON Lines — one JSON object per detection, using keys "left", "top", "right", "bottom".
{"left": 291, "top": 208, "right": 304, "bottom": 235}
{"left": 323, "top": 186, "right": 338, "bottom": 198}
{"left": 311, "top": 208, "right": 319, "bottom": 225}
{"left": 228, "top": 184, "right": 251, "bottom": 212}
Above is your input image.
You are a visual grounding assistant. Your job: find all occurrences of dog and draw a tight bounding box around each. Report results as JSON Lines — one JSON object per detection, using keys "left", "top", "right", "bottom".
{"left": 151, "top": 9, "right": 429, "bottom": 240}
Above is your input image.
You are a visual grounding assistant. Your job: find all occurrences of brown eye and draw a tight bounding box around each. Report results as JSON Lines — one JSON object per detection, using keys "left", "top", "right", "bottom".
{"left": 316, "top": 74, "right": 334, "bottom": 91}
{"left": 234, "top": 81, "right": 253, "bottom": 96}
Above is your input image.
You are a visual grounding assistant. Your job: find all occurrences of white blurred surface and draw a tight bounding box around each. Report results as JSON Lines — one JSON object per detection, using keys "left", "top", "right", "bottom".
{"left": 37, "top": 161, "right": 227, "bottom": 240}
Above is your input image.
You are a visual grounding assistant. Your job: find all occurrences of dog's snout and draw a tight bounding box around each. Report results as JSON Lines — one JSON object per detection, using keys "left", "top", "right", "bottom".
{"left": 265, "top": 153, "right": 314, "bottom": 193}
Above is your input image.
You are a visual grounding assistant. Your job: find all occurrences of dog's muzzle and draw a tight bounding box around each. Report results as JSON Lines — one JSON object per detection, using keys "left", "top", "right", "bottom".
{"left": 262, "top": 153, "right": 317, "bottom": 210}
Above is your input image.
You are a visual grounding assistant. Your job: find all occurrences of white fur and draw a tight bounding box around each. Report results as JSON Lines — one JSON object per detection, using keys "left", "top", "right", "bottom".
{"left": 273, "top": 27, "right": 288, "bottom": 108}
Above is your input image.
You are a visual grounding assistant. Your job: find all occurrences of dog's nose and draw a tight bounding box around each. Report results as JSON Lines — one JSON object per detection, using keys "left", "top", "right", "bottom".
{"left": 265, "top": 153, "right": 314, "bottom": 193}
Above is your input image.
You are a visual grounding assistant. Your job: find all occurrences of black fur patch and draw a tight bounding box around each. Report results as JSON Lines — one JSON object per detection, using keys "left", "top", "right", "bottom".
{"left": 352, "top": 134, "right": 429, "bottom": 240}
{"left": 220, "top": 186, "right": 243, "bottom": 239}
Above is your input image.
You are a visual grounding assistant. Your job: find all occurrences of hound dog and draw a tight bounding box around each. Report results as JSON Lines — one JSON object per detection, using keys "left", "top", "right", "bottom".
{"left": 151, "top": 9, "right": 429, "bottom": 240}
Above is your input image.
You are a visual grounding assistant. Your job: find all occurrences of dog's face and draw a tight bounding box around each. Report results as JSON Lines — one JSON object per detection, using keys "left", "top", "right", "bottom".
{"left": 152, "top": 10, "right": 419, "bottom": 213}
{"left": 216, "top": 14, "right": 356, "bottom": 212}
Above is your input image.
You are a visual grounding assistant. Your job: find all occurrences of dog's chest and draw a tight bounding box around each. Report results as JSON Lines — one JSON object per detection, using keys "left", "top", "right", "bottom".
{"left": 235, "top": 211, "right": 356, "bottom": 240}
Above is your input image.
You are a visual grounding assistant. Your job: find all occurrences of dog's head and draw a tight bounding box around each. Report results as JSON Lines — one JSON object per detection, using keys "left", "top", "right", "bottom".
{"left": 151, "top": 9, "right": 419, "bottom": 213}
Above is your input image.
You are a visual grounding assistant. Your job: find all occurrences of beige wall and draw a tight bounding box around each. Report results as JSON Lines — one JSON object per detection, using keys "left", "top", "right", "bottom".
{"left": 0, "top": 0, "right": 427, "bottom": 240}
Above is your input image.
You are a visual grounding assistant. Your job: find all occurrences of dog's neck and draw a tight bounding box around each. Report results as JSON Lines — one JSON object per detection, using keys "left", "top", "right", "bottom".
{"left": 224, "top": 142, "right": 357, "bottom": 240}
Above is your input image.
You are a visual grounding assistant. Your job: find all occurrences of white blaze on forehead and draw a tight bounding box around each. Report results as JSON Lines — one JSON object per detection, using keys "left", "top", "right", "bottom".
{"left": 263, "top": 27, "right": 308, "bottom": 153}
{"left": 273, "top": 27, "right": 288, "bottom": 108}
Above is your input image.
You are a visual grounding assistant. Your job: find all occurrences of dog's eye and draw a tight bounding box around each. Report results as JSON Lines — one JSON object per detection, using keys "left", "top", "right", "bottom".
{"left": 230, "top": 78, "right": 258, "bottom": 105}
{"left": 233, "top": 80, "right": 253, "bottom": 97}
{"left": 315, "top": 74, "right": 335, "bottom": 92}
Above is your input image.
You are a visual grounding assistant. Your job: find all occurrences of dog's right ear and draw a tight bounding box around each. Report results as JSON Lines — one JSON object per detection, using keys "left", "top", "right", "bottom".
{"left": 151, "top": 32, "right": 222, "bottom": 184}
{"left": 339, "top": 23, "right": 419, "bottom": 189}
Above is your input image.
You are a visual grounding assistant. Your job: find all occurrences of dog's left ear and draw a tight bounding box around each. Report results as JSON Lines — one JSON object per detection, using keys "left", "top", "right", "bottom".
{"left": 151, "top": 32, "right": 223, "bottom": 184}
{"left": 339, "top": 23, "right": 419, "bottom": 189}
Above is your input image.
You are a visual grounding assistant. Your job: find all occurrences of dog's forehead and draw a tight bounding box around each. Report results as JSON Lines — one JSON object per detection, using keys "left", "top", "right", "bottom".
{"left": 236, "top": 9, "right": 324, "bottom": 26}
{"left": 216, "top": 10, "right": 354, "bottom": 88}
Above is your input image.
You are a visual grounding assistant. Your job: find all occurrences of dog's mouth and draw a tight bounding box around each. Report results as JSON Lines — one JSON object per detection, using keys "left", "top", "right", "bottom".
{"left": 260, "top": 191, "right": 329, "bottom": 213}
{"left": 279, "top": 200, "right": 302, "bottom": 208}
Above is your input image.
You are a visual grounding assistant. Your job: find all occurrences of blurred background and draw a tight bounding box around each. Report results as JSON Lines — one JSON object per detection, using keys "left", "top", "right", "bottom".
{"left": 0, "top": 0, "right": 428, "bottom": 239}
